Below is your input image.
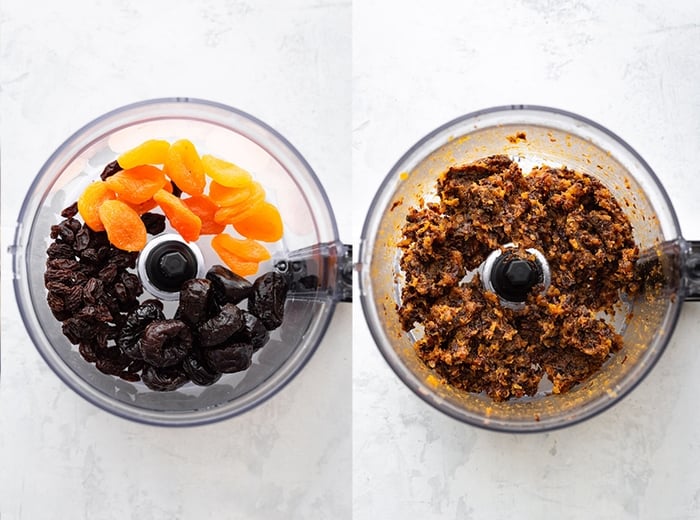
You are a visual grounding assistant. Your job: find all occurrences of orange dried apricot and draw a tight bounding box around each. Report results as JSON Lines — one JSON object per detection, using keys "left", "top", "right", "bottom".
{"left": 153, "top": 189, "right": 202, "bottom": 242}
{"left": 212, "top": 182, "right": 266, "bottom": 224}
{"left": 208, "top": 181, "right": 250, "bottom": 207}
{"left": 211, "top": 233, "right": 270, "bottom": 262}
{"left": 78, "top": 181, "right": 116, "bottom": 231}
{"left": 201, "top": 154, "right": 253, "bottom": 188}
{"left": 182, "top": 195, "right": 226, "bottom": 235}
{"left": 211, "top": 234, "right": 260, "bottom": 276}
{"left": 163, "top": 139, "right": 206, "bottom": 195}
{"left": 121, "top": 179, "right": 174, "bottom": 214}
{"left": 117, "top": 139, "right": 170, "bottom": 169}
{"left": 232, "top": 201, "right": 283, "bottom": 242}
{"left": 98, "top": 199, "right": 147, "bottom": 251}
{"left": 104, "top": 165, "right": 166, "bottom": 204}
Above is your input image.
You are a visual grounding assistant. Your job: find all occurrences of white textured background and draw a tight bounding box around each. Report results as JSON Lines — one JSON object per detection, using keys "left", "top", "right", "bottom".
{"left": 1, "top": 1, "right": 351, "bottom": 519}
{"left": 353, "top": 1, "right": 700, "bottom": 519}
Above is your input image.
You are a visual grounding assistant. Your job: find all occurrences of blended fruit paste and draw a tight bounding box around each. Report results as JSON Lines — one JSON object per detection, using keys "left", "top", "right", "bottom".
{"left": 397, "top": 155, "right": 640, "bottom": 401}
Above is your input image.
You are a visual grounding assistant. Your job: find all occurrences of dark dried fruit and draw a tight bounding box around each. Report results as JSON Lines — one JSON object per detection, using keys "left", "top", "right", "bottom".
{"left": 141, "top": 364, "right": 189, "bottom": 391}
{"left": 117, "top": 300, "right": 165, "bottom": 359}
{"left": 206, "top": 264, "right": 252, "bottom": 305}
{"left": 198, "top": 303, "right": 244, "bottom": 347}
{"left": 182, "top": 352, "right": 221, "bottom": 386}
{"left": 100, "top": 160, "right": 123, "bottom": 180}
{"left": 241, "top": 311, "right": 269, "bottom": 351}
{"left": 177, "top": 278, "right": 212, "bottom": 325}
{"left": 203, "top": 342, "right": 253, "bottom": 373}
{"left": 138, "top": 319, "right": 192, "bottom": 367}
{"left": 47, "top": 242, "right": 76, "bottom": 260}
{"left": 61, "top": 202, "right": 79, "bottom": 219}
{"left": 141, "top": 212, "right": 166, "bottom": 235}
{"left": 248, "top": 272, "right": 288, "bottom": 330}
{"left": 74, "top": 225, "right": 92, "bottom": 251}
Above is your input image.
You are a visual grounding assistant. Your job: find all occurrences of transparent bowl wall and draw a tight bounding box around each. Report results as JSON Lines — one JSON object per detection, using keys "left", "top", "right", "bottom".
{"left": 13, "top": 98, "right": 340, "bottom": 426}
{"left": 359, "top": 106, "right": 682, "bottom": 432}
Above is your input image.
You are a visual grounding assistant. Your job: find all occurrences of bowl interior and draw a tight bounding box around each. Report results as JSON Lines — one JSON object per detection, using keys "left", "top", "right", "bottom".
{"left": 360, "top": 107, "right": 681, "bottom": 431}
{"left": 14, "top": 100, "right": 339, "bottom": 425}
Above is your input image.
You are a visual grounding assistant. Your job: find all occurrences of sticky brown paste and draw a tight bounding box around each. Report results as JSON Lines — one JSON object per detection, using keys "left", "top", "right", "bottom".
{"left": 397, "top": 155, "right": 640, "bottom": 401}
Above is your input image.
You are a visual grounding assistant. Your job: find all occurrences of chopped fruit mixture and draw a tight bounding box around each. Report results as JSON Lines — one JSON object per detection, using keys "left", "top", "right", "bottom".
{"left": 398, "top": 155, "right": 640, "bottom": 401}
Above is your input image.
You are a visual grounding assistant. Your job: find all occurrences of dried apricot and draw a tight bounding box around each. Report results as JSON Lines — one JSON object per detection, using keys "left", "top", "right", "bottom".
{"left": 117, "top": 139, "right": 170, "bottom": 169}
{"left": 211, "top": 234, "right": 260, "bottom": 276}
{"left": 182, "top": 195, "right": 226, "bottom": 235}
{"left": 78, "top": 181, "right": 116, "bottom": 231}
{"left": 163, "top": 139, "right": 206, "bottom": 195}
{"left": 211, "top": 233, "right": 270, "bottom": 262}
{"left": 98, "top": 199, "right": 147, "bottom": 251}
{"left": 212, "top": 182, "right": 266, "bottom": 224}
{"left": 153, "top": 189, "right": 202, "bottom": 242}
{"left": 232, "top": 201, "right": 283, "bottom": 242}
{"left": 201, "top": 155, "right": 253, "bottom": 188}
{"left": 104, "top": 165, "right": 166, "bottom": 204}
{"left": 208, "top": 181, "right": 249, "bottom": 207}
{"left": 122, "top": 179, "right": 173, "bottom": 214}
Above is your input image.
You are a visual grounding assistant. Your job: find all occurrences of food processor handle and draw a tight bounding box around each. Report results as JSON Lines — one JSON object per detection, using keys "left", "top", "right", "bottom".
{"left": 274, "top": 241, "right": 352, "bottom": 303}
{"left": 682, "top": 240, "right": 700, "bottom": 301}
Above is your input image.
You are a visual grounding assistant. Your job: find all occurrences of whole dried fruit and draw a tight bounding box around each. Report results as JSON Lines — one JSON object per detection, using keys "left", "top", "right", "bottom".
{"left": 198, "top": 303, "right": 244, "bottom": 347}
{"left": 117, "top": 300, "right": 165, "bottom": 359}
{"left": 117, "top": 139, "right": 170, "bottom": 169}
{"left": 177, "top": 278, "right": 213, "bottom": 325}
{"left": 202, "top": 342, "right": 254, "bottom": 374}
{"left": 153, "top": 188, "right": 202, "bottom": 242}
{"left": 137, "top": 319, "right": 192, "bottom": 367}
{"left": 141, "top": 364, "right": 190, "bottom": 391}
{"left": 182, "top": 352, "right": 222, "bottom": 386}
{"left": 248, "top": 272, "right": 288, "bottom": 330}
{"left": 206, "top": 265, "right": 253, "bottom": 305}
{"left": 241, "top": 311, "right": 269, "bottom": 351}
{"left": 163, "top": 139, "right": 206, "bottom": 195}
{"left": 78, "top": 181, "right": 116, "bottom": 232}
{"left": 98, "top": 199, "right": 148, "bottom": 251}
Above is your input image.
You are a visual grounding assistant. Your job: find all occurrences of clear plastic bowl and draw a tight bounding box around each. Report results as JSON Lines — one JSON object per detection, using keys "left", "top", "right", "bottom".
{"left": 12, "top": 98, "right": 343, "bottom": 426}
{"left": 360, "top": 105, "right": 690, "bottom": 432}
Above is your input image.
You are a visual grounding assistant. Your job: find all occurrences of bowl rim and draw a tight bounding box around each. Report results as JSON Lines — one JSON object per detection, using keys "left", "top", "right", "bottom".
{"left": 12, "top": 97, "right": 340, "bottom": 427}
{"left": 359, "top": 104, "right": 683, "bottom": 433}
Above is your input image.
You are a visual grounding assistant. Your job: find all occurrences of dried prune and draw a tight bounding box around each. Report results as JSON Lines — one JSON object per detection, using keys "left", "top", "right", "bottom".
{"left": 138, "top": 319, "right": 192, "bottom": 367}
{"left": 118, "top": 300, "right": 165, "bottom": 359}
{"left": 182, "top": 352, "right": 221, "bottom": 386}
{"left": 100, "top": 159, "right": 123, "bottom": 180}
{"left": 141, "top": 364, "right": 189, "bottom": 391}
{"left": 203, "top": 342, "right": 254, "bottom": 373}
{"left": 141, "top": 212, "right": 166, "bottom": 235}
{"left": 197, "top": 303, "right": 244, "bottom": 347}
{"left": 241, "top": 311, "right": 269, "bottom": 351}
{"left": 248, "top": 272, "right": 288, "bottom": 330}
{"left": 206, "top": 264, "right": 252, "bottom": 305}
{"left": 177, "top": 278, "right": 212, "bottom": 325}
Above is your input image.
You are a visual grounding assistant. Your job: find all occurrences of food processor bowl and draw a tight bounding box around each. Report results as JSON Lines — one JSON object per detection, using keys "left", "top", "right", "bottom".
{"left": 359, "top": 105, "right": 699, "bottom": 432}
{"left": 12, "top": 98, "right": 350, "bottom": 426}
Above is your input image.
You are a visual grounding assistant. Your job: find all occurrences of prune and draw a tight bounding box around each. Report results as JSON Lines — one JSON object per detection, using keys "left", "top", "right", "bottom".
{"left": 177, "top": 278, "right": 213, "bottom": 325}
{"left": 182, "top": 351, "right": 221, "bottom": 386}
{"left": 100, "top": 159, "right": 123, "bottom": 180}
{"left": 206, "top": 265, "right": 252, "bottom": 305}
{"left": 241, "top": 311, "right": 269, "bottom": 351}
{"left": 138, "top": 319, "right": 192, "bottom": 367}
{"left": 141, "top": 364, "right": 189, "bottom": 391}
{"left": 197, "top": 303, "right": 244, "bottom": 347}
{"left": 141, "top": 212, "right": 166, "bottom": 235}
{"left": 61, "top": 202, "right": 79, "bottom": 219}
{"left": 248, "top": 272, "right": 288, "bottom": 330}
{"left": 117, "top": 300, "right": 165, "bottom": 359}
{"left": 203, "top": 342, "right": 254, "bottom": 373}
